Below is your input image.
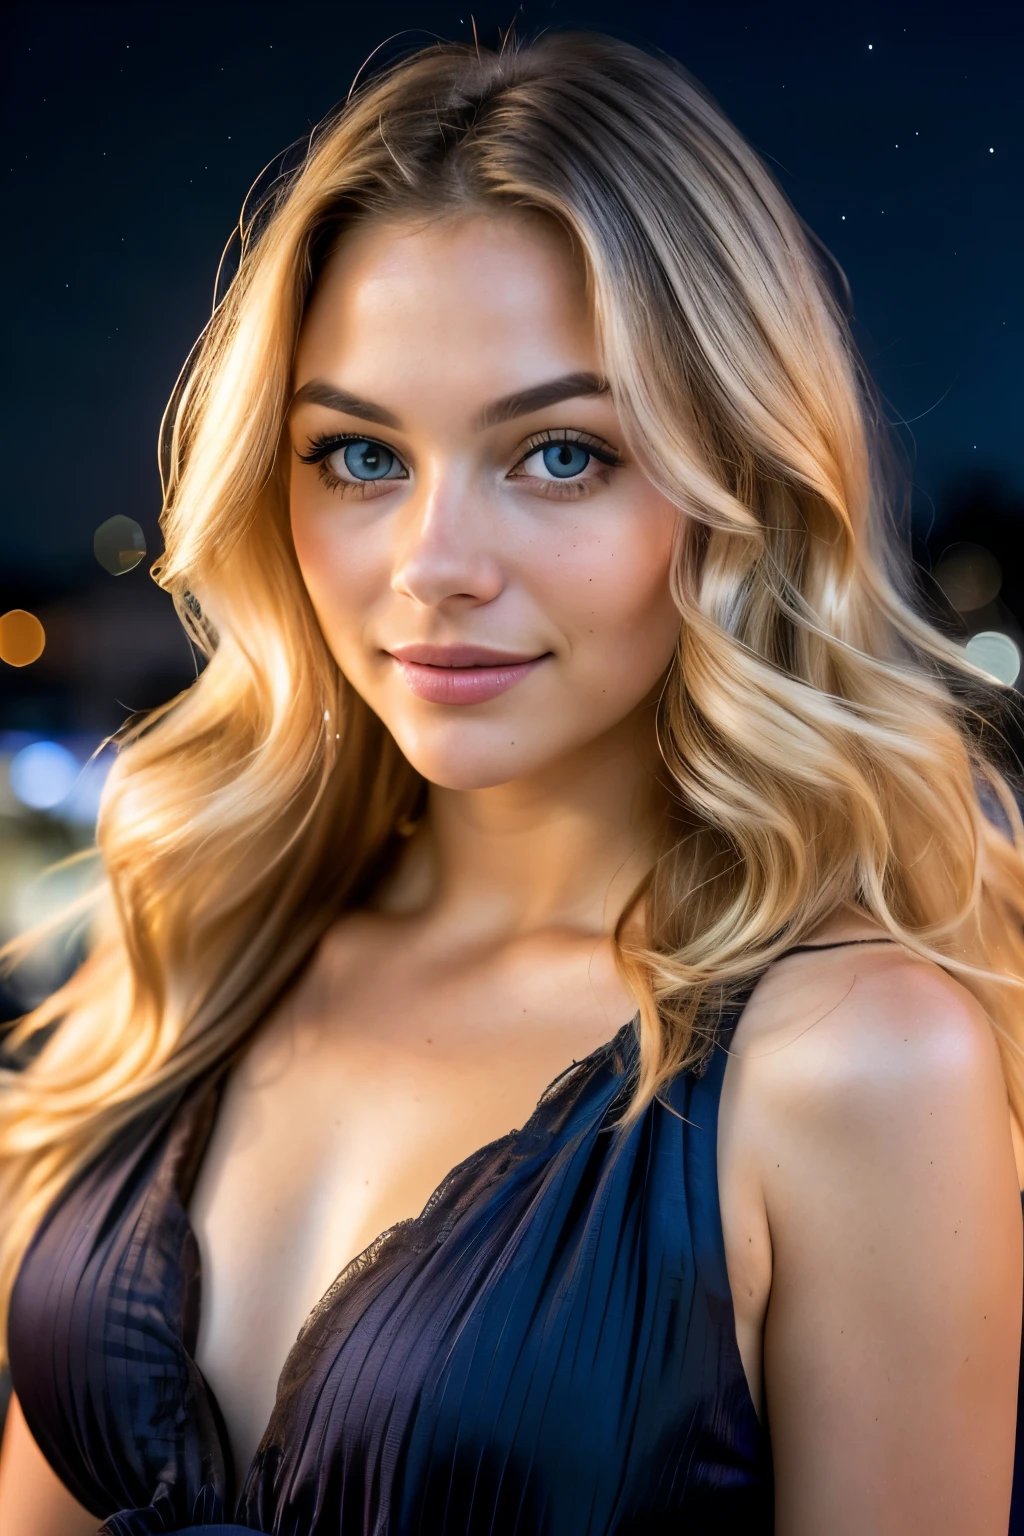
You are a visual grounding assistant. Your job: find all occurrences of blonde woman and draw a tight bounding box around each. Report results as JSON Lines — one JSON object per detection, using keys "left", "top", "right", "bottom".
{"left": 1, "top": 30, "right": 1022, "bottom": 1536}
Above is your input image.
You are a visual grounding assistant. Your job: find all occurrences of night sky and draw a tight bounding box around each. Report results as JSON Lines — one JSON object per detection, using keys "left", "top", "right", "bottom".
{"left": 2, "top": 0, "right": 1023, "bottom": 728}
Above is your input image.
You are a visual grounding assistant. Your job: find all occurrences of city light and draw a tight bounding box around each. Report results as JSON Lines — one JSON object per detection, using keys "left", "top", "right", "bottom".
{"left": 965, "top": 631, "right": 1022, "bottom": 687}
{"left": 932, "top": 544, "right": 1002, "bottom": 612}
{"left": 8, "top": 741, "right": 80, "bottom": 811}
{"left": 0, "top": 609, "right": 46, "bottom": 667}
{"left": 93, "top": 515, "right": 147, "bottom": 576}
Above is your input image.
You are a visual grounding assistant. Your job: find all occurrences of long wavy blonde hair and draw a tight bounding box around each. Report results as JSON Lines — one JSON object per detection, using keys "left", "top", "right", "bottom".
{"left": 3, "top": 30, "right": 1024, "bottom": 1363}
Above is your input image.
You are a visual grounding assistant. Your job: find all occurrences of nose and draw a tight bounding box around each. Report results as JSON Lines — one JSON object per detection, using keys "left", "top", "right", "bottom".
{"left": 390, "top": 466, "right": 505, "bottom": 609}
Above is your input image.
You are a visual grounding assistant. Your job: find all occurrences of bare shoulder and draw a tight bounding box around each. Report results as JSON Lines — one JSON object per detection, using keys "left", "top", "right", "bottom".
{"left": 730, "top": 935, "right": 1007, "bottom": 1136}
{"left": 717, "top": 930, "right": 1015, "bottom": 1408}
{"left": 723, "top": 928, "right": 1022, "bottom": 1531}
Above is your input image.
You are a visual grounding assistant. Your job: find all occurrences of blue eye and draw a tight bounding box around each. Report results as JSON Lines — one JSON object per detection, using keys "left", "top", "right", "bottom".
{"left": 540, "top": 442, "right": 591, "bottom": 478}
{"left": 342, "top": 440, "right": 400, "bottom": 480}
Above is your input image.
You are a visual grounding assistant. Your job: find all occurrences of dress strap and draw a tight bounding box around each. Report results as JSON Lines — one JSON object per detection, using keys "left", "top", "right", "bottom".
{"left": 711, "top": 938, "right": 900, "bottom": 1046}
{"left": 777, "top": 937, "right": 900, "bottom": 958}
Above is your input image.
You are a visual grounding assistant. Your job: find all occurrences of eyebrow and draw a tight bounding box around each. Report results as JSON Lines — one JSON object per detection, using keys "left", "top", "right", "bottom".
{"left": 288, "top": 380, "right": 400, "bottom": 427}
{"left": 287, "top": 370, "right": 611, "bottom": 432}
{"left": 476, "top": 371, "right": 610, "bottom": 429}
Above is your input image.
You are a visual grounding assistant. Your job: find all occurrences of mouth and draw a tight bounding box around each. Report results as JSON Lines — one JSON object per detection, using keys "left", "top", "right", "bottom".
{"left": 385, "top": 643, "right": 550, "bottom": 705}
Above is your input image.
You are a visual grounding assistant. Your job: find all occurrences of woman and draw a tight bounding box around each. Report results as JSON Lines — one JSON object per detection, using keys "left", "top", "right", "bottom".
{"left": 0, "top": 29, "right": 1022, "bottom": 1535}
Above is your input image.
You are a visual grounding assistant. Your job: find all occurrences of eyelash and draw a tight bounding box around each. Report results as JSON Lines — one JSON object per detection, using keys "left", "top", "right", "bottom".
{"left": 296, "top": 429, "right": 624, "bottom": 501}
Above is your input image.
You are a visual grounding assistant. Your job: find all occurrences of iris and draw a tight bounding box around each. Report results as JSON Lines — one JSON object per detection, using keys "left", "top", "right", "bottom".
{"left": 542, "top": 442, "right": 590, "bottom": 478}
{"left": 344, "top": 441, "right": 398, "bottom": 480}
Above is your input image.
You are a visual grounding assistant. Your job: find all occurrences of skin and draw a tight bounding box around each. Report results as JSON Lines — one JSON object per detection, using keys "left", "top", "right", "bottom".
{"left": 2, "top": 212, "right": 1021, "bottom": 1535}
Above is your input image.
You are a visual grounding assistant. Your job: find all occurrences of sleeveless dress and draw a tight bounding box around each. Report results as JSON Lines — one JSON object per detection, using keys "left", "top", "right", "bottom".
{"left": 6, "top": 939, "right": 1022, "bottom": 1533}
{"left": 8, "top": 986, "right": 771, "bottom": 1533}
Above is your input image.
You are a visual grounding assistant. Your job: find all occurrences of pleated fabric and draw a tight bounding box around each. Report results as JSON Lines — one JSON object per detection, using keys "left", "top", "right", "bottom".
{"left": 9, "top": 1005, "right": 773, "bottom": 1534}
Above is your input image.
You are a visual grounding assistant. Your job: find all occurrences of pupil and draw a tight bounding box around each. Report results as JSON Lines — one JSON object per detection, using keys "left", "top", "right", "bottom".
{"left": 542, "top": 442, "right": 590, "bottom": 479}
{"left": 344, "top": 441, "right": 392, "bottom": 480}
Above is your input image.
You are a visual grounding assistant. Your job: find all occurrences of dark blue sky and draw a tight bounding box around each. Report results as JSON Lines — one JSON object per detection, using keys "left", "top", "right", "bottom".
{"left": 3, "top": 0, "right": 1022, "bottom": 589}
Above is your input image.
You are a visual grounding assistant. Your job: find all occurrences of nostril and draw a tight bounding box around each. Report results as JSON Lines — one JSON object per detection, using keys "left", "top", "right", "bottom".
{"left": 390, "top": 550, "right": 505, "bottom": 609}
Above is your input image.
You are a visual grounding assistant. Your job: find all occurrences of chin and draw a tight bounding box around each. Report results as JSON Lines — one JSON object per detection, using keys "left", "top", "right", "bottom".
{"left": 388, "top": 719, "right": 575, "bottom": 792}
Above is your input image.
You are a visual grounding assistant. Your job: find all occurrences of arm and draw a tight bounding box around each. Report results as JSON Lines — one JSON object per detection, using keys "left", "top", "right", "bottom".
{"left": 0, "top": 1391, "right": 99, "bottom": 1536}
{"left": 752, "top": 951, "right": 1021, "bottom": 1534}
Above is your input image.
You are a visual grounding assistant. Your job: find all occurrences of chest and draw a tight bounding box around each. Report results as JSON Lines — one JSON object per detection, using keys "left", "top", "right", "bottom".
{"left": 8, "top": 977, "right": 773, "bottom": 1531}
{"left": 187, "top": 936, "right": 640, "bottom": 1479}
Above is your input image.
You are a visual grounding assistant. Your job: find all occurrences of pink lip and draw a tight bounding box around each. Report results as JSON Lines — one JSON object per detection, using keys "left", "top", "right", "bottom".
{"left": 386, "top": 644, "right": 549, "bottom": 705}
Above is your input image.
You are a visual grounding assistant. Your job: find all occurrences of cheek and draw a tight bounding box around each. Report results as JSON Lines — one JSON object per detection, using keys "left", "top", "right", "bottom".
{"left": 535, "top": 493, "right": 681, "bottom": 690}
{"left": 289, "top": 480, "right": 388, "bottom": 670}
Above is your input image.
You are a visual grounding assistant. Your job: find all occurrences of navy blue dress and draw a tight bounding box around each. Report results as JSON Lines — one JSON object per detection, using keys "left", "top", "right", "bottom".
{"left": 7, "top": 993, "right": 771, "bottom": 1534}
{"left": 8, "top": 938, "right": 1023, "bottom": 1533}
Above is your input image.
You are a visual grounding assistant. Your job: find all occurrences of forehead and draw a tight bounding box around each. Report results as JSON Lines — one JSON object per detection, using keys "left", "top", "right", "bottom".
{"left": 293, "top": 212, "right": 598, "bottom": 395}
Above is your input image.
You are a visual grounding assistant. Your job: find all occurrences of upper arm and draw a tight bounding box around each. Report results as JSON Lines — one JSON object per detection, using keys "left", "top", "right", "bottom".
{"left": 0, "top": 1391, "right": 99, "bottom": 1536}
{"left": 753, "top": 955, "right": 1022, "bottom": 1535}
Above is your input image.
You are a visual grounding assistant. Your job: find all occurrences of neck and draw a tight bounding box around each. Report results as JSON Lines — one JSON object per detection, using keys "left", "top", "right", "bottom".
{"left": 381, "top": 708, "right": 668, "bottom": 940}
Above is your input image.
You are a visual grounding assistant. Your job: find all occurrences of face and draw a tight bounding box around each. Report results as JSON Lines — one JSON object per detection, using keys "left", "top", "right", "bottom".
{"left": 288, "top": 212, "right": 682, "bottom": 791}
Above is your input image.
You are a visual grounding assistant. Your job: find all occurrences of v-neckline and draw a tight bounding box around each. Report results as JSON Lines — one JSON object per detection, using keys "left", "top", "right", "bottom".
{"left": 172, "top": 1013, "right": 641, "bottom": 1503}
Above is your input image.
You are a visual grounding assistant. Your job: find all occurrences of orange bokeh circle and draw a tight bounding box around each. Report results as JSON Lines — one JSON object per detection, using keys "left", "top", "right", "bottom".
{"left": 0, "top": 609, "right": 46, "bottom": 667}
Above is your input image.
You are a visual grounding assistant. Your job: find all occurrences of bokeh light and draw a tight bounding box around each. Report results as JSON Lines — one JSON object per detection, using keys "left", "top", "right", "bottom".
{"left": 0, "top": 735, "right": 114, "bottom": 1013}
{"left": 8, "top": 741, "right": 79, "bottom": 811}
{"left": 94, "top": 515, "right": 147, "bottom": 575}
{"left": 932, "top": 543, "right": 1003, "bottom": 612}
{"left": 59, "top": 755, "right": 112, "bottom": 826}
{"left": 0, "top": 609, "right": 46, "bottom": 667}
{"left": 965, "top": 630, "right": 1021, "bottom": 686}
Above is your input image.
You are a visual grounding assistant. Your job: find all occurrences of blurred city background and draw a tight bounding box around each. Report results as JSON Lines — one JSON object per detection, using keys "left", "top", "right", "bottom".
{"left": 2, "top": 0, "right": 1023, "bottom": 1026}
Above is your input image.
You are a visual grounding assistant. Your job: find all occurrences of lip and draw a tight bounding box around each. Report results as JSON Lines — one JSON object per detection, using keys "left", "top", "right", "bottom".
{"left": 386, "top": 643, "right": 549, "bottom": 705}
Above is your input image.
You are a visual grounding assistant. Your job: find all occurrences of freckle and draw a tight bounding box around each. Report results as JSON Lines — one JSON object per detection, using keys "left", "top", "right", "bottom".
{"left": 426, "top": 1038, "right": 433, "bottom": 1044}
{"left": 365, "top": 1179, "right": 369, "bottom": 1185}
